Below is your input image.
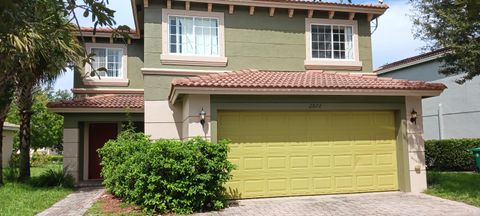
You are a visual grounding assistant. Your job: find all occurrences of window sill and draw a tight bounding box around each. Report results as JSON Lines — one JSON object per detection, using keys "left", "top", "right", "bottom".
{"left": 304, "top": 60, "right": 363, "bottom": 71}
{"left": 82, "top": 78, "right": 130, "bottom": 87}
{"left": 160, "top": 54, "right": 228, "bottom": 67}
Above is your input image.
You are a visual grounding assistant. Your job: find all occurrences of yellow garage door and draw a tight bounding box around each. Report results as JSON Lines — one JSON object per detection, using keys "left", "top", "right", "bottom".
{"left": 218, "top": 111, "right": 398, "bottom": 198}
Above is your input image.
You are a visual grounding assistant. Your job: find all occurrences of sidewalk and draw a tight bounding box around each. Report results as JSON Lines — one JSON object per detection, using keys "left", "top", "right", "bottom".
{"left": 37, "top": 187, "right": 105, "bottom": 216}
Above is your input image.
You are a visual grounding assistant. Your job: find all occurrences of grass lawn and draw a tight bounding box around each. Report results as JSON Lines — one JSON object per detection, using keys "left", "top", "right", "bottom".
{"left": 0, "top": 164, "right": 74, "bottom": 216}
{"left": 425, "top": 171, "right": 480, "bottom": 207}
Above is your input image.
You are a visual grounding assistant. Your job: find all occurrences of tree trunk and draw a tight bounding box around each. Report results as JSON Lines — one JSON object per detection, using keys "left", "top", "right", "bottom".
{"left": 0, "top": 74, "right": 15, "bottom": 186}
{"left": 18, "top": 80, "right": 34, "bottom": 181}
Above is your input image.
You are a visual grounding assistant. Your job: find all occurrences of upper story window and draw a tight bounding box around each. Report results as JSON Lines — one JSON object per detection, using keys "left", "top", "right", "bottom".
{"left": 161, "top": 9, "right": 227, "bottom": 67}
{"left": 83, "top": 43, "right": 129, "bottom": 87}
{"left": 311, "top": 25, "right": 353, "bottom": 60}
{"left": 168, "top": 16, "right": 219, "bottom": 56}
{"left": 91, "top": 47, "right": 124, "bottom": 78}
{"left": 305, "top": 18, "right": 362, "bottom": 71}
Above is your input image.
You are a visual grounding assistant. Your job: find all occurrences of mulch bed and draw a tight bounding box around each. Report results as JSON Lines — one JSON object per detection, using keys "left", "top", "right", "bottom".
{"left": 97, "top": 193, "right": 143, "bottom": 215}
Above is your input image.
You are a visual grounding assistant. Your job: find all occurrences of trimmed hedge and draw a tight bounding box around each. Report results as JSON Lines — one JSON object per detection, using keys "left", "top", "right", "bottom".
{"left": 425, "top": 139, "right": 479, "bottom": 171}
{"left": 98, "top": 130, "right": 235, "bottom": 214}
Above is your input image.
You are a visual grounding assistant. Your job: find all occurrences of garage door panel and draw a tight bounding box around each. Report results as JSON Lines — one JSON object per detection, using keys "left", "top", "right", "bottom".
{"left": 312, "top": 155, "right": 332, "bottom": 168}
{"left": 267, "top": 179, "right": 289, "bottom": 194}
{"left": 356, "top": 175, "right": 375, "bottom": 187}
{"left": 219, "top": 111, "right": 398, "bottom": 198}
{"left": 313, "top": 177, "right": 333, "bottom": 190}
{"left": 377, "top": 174, "right": 397, "bottom": 187}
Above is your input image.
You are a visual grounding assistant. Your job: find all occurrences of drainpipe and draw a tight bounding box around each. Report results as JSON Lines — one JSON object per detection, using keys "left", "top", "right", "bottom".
{"left": 438, "top": 103, "right": 444, "bottom": 140}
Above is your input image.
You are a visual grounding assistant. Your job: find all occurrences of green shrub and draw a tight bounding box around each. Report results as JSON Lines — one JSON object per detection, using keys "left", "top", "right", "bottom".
{"left": 4, "top": 153, "right": 20, "bottom": 181}
{"left": 425, "top": 139, "right": 479, "bottom": 171}
{"left": 98, "top": 130, "right": 235, "bottom": 214}
{"left": 31, "top": 152, "right": 52, "bottom": 167}
{"left": 29, "top": 166, "right": 74, "bottom": 188}
{"left": 3, "top": 166, "right": 19, "bottom": 182}
{"left": 50, "top": 155, "right": 63, "bottom": 163}
{"left": 9, "top": 153, "right": 20, "bottom": 168}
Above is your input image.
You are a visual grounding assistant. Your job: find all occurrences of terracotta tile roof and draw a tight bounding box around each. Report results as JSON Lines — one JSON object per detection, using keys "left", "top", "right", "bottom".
{"left": 48, "top": 94, "right": 144, "bottom": 109}
{"left": 375, "top": 48, "right": 447, "bottom": 73}
{"left": 172, "top": 69, "right": 447, "bottom": 91}
{"left": 257, "top": 0, "right": 389, "bottom": 9}
{"left": 79, "top": 27, "right": 137, "bottom": 34}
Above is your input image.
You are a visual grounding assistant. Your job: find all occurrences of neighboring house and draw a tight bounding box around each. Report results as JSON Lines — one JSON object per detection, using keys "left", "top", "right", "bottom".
{"left": 376, "top": 49, "right": 480, "bottom": 140}
{"left": 48, "top": 0, "right": 447, "bottom": 197}
{"left": 2, "top": 122, "right": 19, "bottom": 167}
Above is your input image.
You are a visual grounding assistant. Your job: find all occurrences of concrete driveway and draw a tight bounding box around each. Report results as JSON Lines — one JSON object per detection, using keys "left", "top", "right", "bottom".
{"left": 195, "top": 192, "right": 480, "bottom": 216}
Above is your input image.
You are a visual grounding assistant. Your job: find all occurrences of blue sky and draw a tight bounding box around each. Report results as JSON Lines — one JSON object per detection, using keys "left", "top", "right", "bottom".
{"left": 53, "top": 0, "right": 426, "bottom": 90}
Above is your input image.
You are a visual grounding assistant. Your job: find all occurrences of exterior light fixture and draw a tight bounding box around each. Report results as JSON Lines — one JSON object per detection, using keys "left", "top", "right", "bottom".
{"left": 199, "top": 108, "right": 206, "bottom": 127}
{"left": 410, "top": 109, "right": 418, "bottom": 124}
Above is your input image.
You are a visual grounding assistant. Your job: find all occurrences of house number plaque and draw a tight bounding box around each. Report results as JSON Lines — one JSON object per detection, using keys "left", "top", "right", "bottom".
{"left": 308, "top": 103, "right": 322, "bottom": 109}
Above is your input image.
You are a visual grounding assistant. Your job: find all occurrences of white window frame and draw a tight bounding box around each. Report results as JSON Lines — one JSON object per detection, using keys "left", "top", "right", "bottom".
{"left": 83, "top": 43, "right": 129, "bottom": 87}
{"left": 168, "top": 15, "right": 221, "bottom": 57}
{"left": 305, "top": 18, "right": 362, "bottom": 70}
{"left": 161, "top": 9, "right": 227, "bottom": 67}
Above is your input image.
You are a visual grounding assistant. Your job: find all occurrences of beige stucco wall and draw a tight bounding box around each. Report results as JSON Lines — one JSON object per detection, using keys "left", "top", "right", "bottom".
{"left": 63, "top": 128, "right": 80, "bottom": 183}
{"left": 144, "top": 95, "right": 211, "bottom": 140}
{"left": 405, "top": 96, "right": 427, "bottom": 193}
{"left": 2, "top": 130, "right": 15, "bottom": 167}
{"left": 144, "top": 100, "right": 183, "bottom": 139}
{"left": 181, "top": 95, "right": 211, "bottom": 140}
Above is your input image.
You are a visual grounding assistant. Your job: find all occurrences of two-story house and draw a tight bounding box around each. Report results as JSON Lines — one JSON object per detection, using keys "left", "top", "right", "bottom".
{"left": 376, "top": 49, "right": 480, "bottom": 140}
{"left": 49, "top": 0, "right": 446, "bottom": 198}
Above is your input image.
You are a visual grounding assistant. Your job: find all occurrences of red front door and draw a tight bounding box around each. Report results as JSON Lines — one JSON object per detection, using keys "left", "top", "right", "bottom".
{"left": 88, "top": 123, "right": 118, "bottom": 179}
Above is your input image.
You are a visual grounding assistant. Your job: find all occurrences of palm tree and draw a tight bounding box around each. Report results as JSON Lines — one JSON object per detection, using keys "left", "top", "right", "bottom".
{"left": 16, "top": 0, "right": 83, "bottom": 180}
{"left": 0, "top": 0, "right": 40, "bottom": 184}
{"left": 0, "top": 0, "right": 118, "bottom": 182}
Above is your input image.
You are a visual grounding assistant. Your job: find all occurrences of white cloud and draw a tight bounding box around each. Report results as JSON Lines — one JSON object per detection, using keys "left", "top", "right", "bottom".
{"left": 371, "top": 0, "right": 426, "bottom": 68}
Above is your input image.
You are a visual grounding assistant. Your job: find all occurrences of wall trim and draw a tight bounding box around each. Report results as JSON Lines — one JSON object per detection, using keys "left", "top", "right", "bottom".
{"left": 82, "top": 79, "right": 130, "bottom": 87}
{"left": 3, "top": 124, "right": 19, "bottom": 131}
{"left": 83, "top": 123, "right": 89, "bottom": 181}
{"left": 170, "top": 87, "right": 443, "bottom": 103}
{"left": 160, "top": 54, "right": 228, "bottom": 67}
{"left": 304, "top": 18, "right": 361, "bottom": 71}
{"left": 50, "top": 108, "right": 144, "bottom": 113}
{"left": 161, "top": 8, "right": 227, "bottom": 67}
{"left": 74, "top": 31, "right": 140, "bottom": 39}
{"left": 304, "top": 60, "right": 363, "bottom": 70}
{"left": 142, "top": 68, "right": 231, "bottom": 76}
{"left": 83, "top": 43, "right": 129, "bottom": 86}
{"left": 173, "top": 0, "right": 388, "bottom": 15}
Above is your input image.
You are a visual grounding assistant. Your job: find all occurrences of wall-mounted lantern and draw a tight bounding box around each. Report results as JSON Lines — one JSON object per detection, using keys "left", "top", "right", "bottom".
{"left": 410, "top": 109, "right": 418, "bottom": 124}
{"left": 199, "top": 108, "right": 206, "bottom": 127}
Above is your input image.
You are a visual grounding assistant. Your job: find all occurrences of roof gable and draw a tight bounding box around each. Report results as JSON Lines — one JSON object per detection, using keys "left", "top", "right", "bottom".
{"left": 375, "top": 49, "right": 447, "bottom": 74}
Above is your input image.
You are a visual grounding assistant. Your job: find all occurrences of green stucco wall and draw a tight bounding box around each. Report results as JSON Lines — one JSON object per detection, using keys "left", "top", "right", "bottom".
{"left": 75, "top": 1, "right": 375, "bottom": 96}
{"left": 73, "top": 39, "right": 145, "bottom": 89}
{"left": 144, "top": 74, "right": 186, "bottom": 101}
{"left": 62, "top": 113, "right": 144, "bottom": 129}
{"left": 144, "top": 1, "right": 374, "bottom": 72}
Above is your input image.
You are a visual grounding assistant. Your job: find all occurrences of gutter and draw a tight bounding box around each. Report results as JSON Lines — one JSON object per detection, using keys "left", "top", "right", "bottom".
{"left": 49, "top": 107, "right": 144, "bottom": 114}
{"left": 169, "top": 87, "right": 445, "bottom": 104}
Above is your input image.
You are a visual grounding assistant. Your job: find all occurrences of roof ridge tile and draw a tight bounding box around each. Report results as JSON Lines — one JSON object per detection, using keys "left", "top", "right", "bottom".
{"left": 169, "top": 69, "right": 447, "bottom": 92}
